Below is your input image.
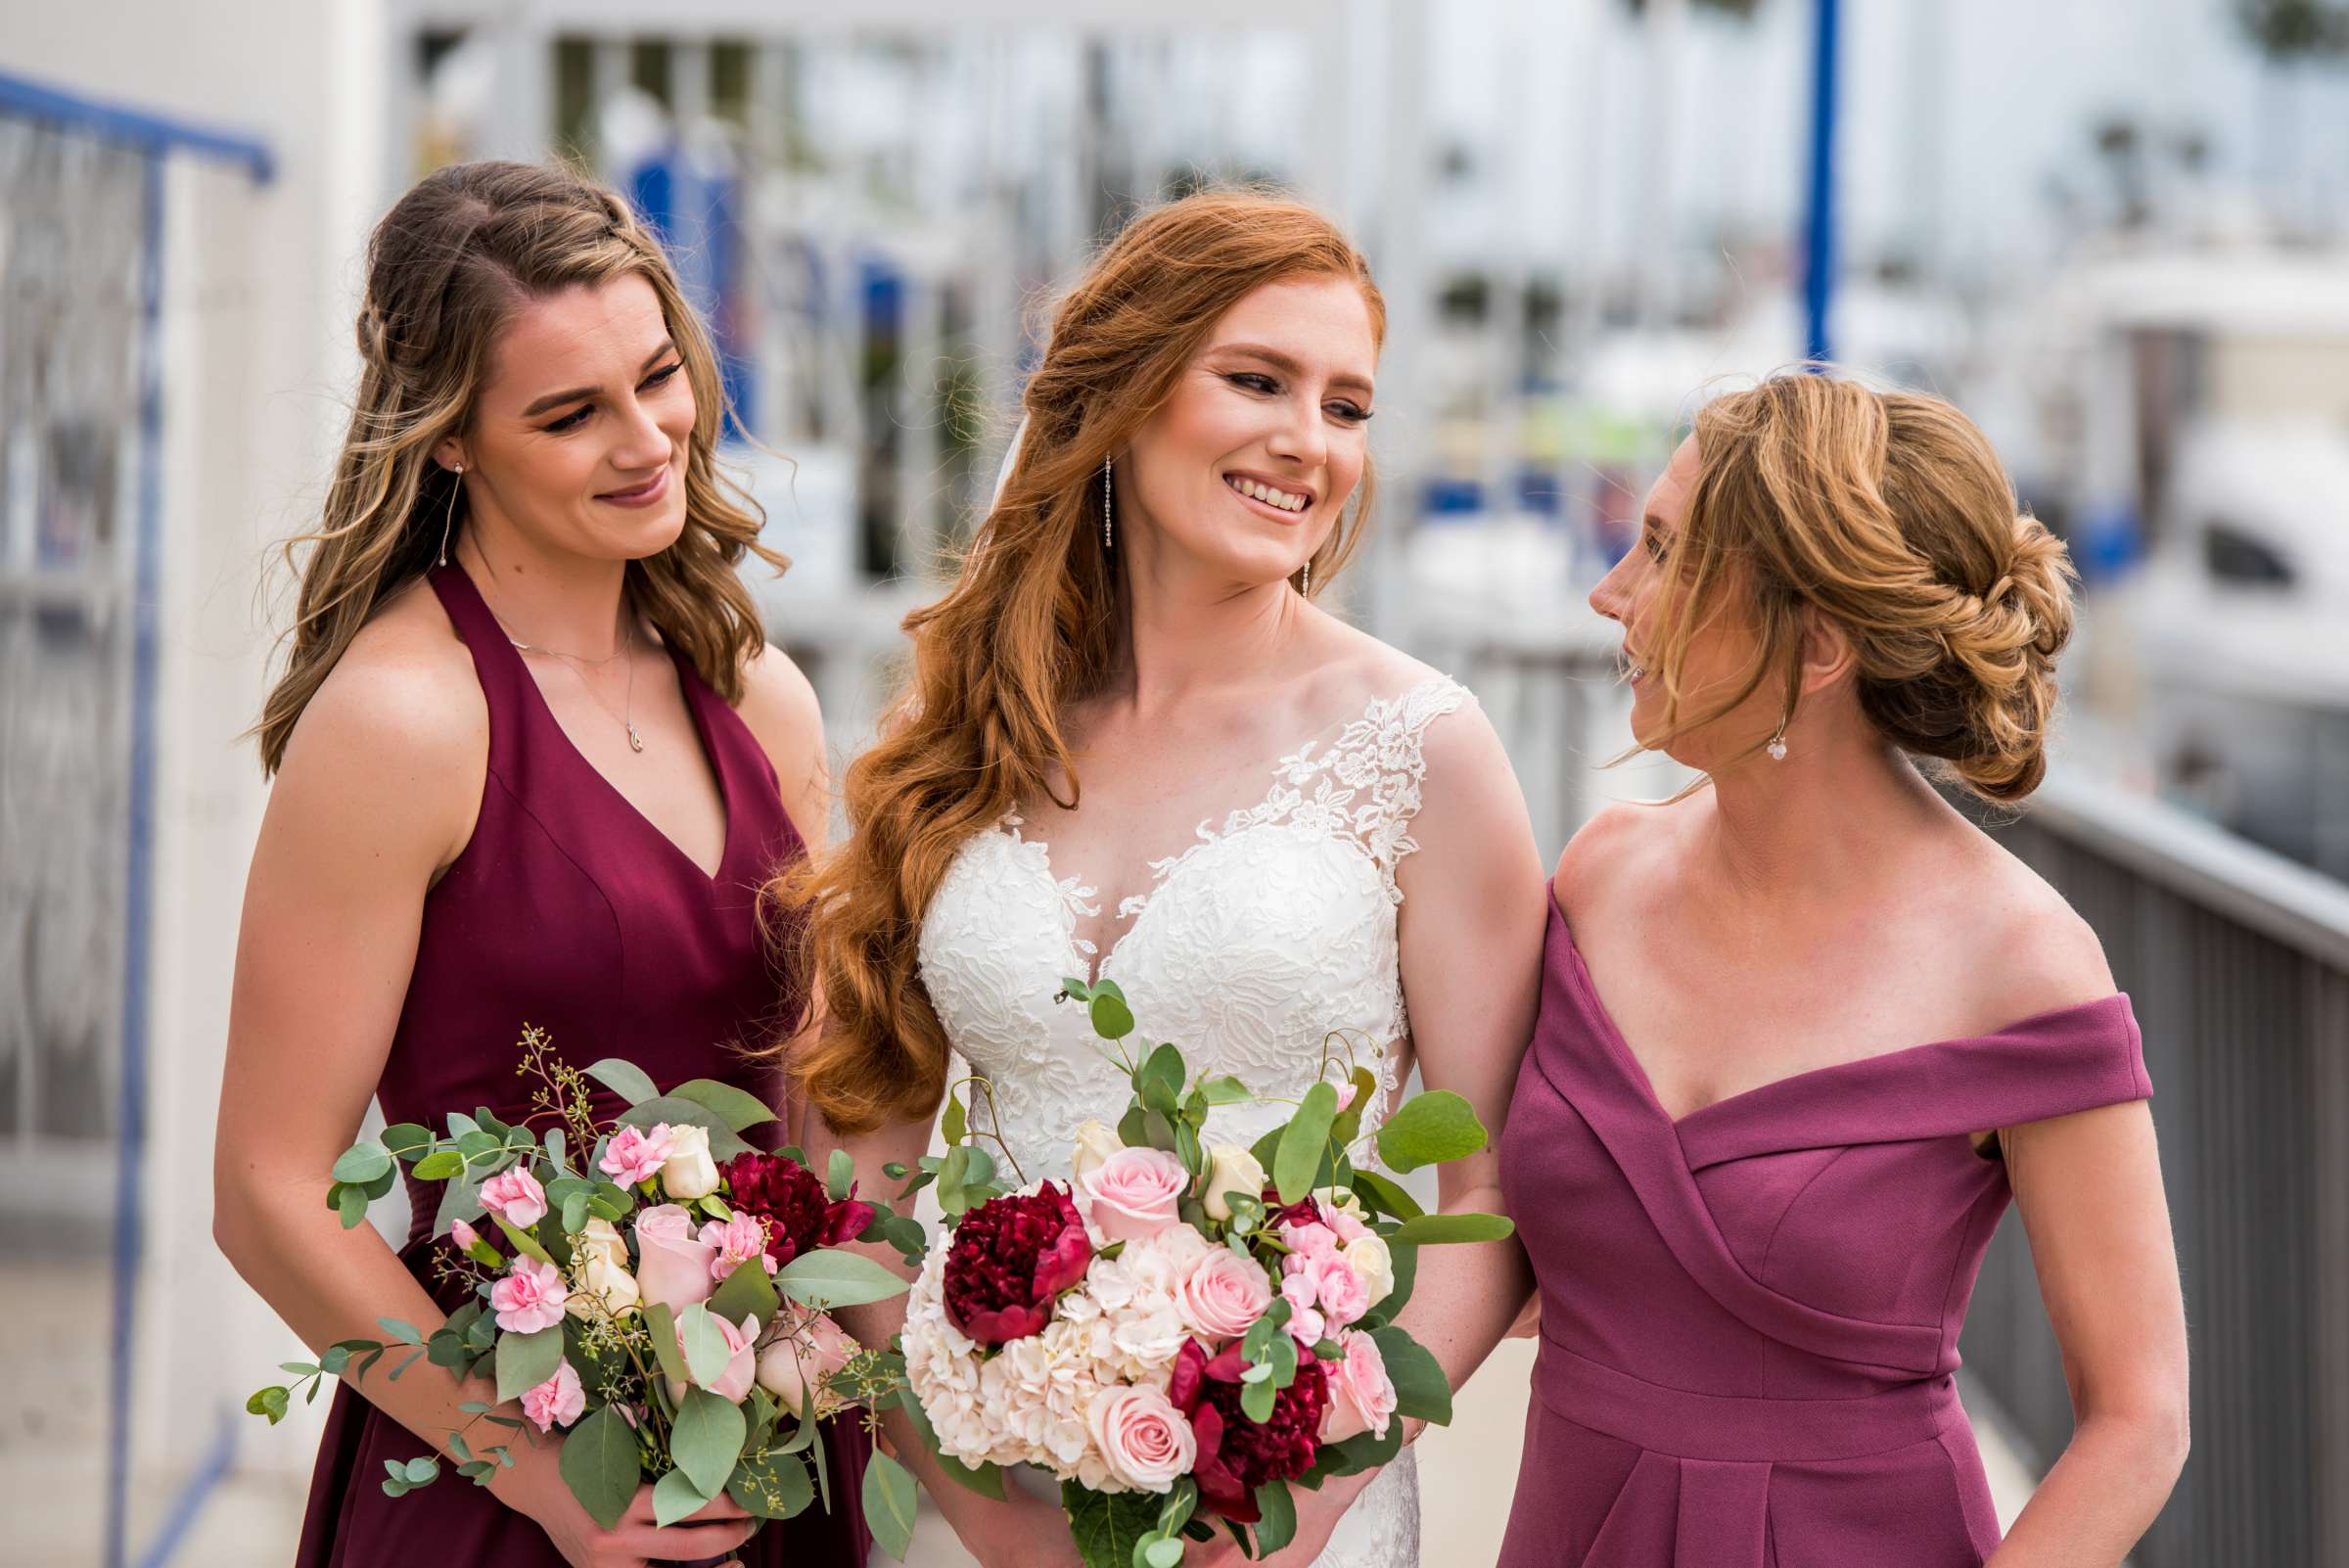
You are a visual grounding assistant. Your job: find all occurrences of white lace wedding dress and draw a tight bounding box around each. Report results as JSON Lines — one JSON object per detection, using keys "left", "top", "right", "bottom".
{"left": 916, "top": 674, "right": 1470, "bottom": 1568}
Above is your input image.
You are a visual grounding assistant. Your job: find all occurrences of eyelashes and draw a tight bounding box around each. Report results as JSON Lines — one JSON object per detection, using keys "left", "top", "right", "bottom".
{"left": 542, "top": 361, "right": 686, "bottom": 434}
{"left": 1221, "top": 371, "right": 1373, "bottom": 426}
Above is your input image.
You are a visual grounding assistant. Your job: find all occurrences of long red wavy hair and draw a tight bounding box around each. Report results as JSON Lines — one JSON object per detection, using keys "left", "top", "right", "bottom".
{"left": 773, "top": 191, "right": 1385, "bottom": 1133}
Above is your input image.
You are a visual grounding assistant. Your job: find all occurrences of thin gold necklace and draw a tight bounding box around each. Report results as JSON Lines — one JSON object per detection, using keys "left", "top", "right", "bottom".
{"left": 468, "top": 557, "right": 646, "bottom": 753}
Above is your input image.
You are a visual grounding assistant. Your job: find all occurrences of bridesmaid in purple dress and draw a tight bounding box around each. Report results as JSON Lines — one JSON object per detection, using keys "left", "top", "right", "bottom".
{"left": 215, "top": 163, "right": 864, "bottom": 1568}
{"left": 1497, "top": 375, "right": 2188, "bottom": 1566}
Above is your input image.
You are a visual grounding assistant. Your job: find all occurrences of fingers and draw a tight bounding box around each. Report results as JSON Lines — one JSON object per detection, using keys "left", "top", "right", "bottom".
{"left": 684, "top": 1492, "right": 754, "bottom": 1522}
{"left": 626, "top": 1518, "right": 758, "bottom": 1558}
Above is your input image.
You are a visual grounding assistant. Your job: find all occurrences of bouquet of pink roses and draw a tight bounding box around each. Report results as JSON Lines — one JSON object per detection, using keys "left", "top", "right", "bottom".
{"left": 247, "top": 1028, "right": 929, "bottom": 1555}
{"left": 897, "top": 980, "right": 1511, "bottom": 1567}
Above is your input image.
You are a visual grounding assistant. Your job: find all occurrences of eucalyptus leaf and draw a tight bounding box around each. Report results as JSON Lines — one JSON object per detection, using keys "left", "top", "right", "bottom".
{"left": 333, "top": 1143, "right": 392, "bottom": 1183}
{"left": 709, "top": 1254, "right": 781, "bottom": 1333}
{"left": 412, "top": 1149, "right": 464, "bottom": 1182}
{"left": 1198, "top": 1074, "right": 1252, "bottom": 1107}
{"left": 434, "top": 1169, "right": 486, "bottom": 1235}
{"left": 672, "top": 1387, "right": 749, "bottom": 1498}
{"left": 335, "top": 1182, "right": 370, "bottom": 1228}
{"left": 642, "top": 1302, "right": 689, "bottom": 1387}
{"left": 1368, "top": 1324, "right": 1452, "bottom": 1425}
{"left": 493, "top": 1324, "right": 565, "bottom": 1404}
{"left": 861, "top": 1451, "right": 920, "bottom": 1561}
{"left": 941, "top": 1088, "right": 967, "bottom": 1148}
{"left": 1089, "top": 988, "right": 1136, "bottom": 1041}
{"left": 558, "top": 1406, "right": 641, "bottom": 1531}
{"left": 1252, "top": 1479, "right": 1298, "bottom": 1555}
{"left": 1373, "top": 1090, "right": 1489, "bottom": 1173}
{"left": 776, "top": 1250, "right": 912, "bottom": 1310}
{"left": 826, "top": 1148, "right": 855, "bottom": 1201}
{"left": 1063, "top": 1481, "right": 1161, "bottom": 1568}
{"left": 731, "top": 1446, "right": 816, "bottom": 1520}
{"left": 380, "top": 1121, "right": 432, "bottom": 1156}
{"left": 1273, "top": 1081, "right": 1340, "bottom": 1205}
{"left": 1385, "top": 1212, "right": 1515, "bottom": 1247}
{"left": 678, "top": 1304, "right": 734, "bottom": 1389}
{"left": 652, "top": 1464, "right": 714, "bottom": 1527}
{"left": 669, "top": 1077, "right": 778, "bottom": 1134}
{"left": 582, "top": 1057, "right": 660, "bottom": 1107}
{"left": 1348, "top": 1170, "right": 1423, "bottom": 1222}
{"left": 617, "top": 1096, "right": 753, "bottom": 1161}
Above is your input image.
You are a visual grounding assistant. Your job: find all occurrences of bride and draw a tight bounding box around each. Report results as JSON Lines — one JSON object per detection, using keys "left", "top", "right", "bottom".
{"left": 781, "top": 191, "right": 1547, "bottom": 1566}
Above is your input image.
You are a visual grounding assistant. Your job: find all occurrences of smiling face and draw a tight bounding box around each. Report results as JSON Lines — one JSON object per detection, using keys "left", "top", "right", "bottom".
{"left": 1116, "top": 274, "right": 1377, "bottom": 591}
{"left": 439, "top": 272, "right": 696, "bottom": 563}
{"left": 1589, "top": 435, "right": 1780, "bottom": 768}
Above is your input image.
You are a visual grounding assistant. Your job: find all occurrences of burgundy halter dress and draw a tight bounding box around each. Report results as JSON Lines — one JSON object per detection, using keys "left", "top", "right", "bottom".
{"left": 293, "top": 565, "right": 867, "bottom": 1567}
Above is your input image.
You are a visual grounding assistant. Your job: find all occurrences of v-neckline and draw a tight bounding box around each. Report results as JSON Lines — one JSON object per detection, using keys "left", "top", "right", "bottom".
{"left": 1002, "top": 677, "right": 1449, "bottom": 984}
{"left": 452, "top": 568, "right": 737, "bottom": 885}
{"left": 1545, "top": 883, "right": 2105, "bottom": 1134}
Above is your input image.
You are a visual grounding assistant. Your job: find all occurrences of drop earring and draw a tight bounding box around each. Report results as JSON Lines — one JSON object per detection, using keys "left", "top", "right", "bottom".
{"left": 1101, "top": 455, "right": 1114, "bottom": 550}
{"left": 1300, "top": 559, "right": 1313, "bottom": 596}
{"left": 1766, "top": 711, "right": 1790, "bottom": 761}
{"left": 438, "top": 463, "right": 464, "bottom": 567}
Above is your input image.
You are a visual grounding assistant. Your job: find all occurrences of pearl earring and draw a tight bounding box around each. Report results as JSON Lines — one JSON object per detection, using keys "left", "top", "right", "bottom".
{"left": 1101, "top": 456, "right": 1114, "bottom": 550}
{"left": 1766, "top": 712, "right": 1790, "bottom": 761}
{"left": 438, "top": 463, "right": 464, "bottom": 567}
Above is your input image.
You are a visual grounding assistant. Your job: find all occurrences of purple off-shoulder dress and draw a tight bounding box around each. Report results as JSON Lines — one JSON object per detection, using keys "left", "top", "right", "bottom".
{"left": 293, "top": 566, "right": 867, "bottom": 1568}
{"left": 1496, "top": 890, "right": 2150, "bottom": 1567}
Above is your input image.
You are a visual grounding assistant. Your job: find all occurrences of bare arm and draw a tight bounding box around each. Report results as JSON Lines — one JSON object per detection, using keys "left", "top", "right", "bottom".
{"left": 1984, "top": 1098, "right": 2188, "bottom": 1566}
{"left": 213, "top": 620, "right": 754, "bottom": 1567}
{"left": 1384, "top": 702, "right": 1547, "bottom": 1420}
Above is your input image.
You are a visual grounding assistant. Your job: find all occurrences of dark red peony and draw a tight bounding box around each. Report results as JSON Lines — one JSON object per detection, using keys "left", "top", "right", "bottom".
{"left": 942, "top": 1182, "right": 1093, "bottom": 1344}
{"left": 1177, "top": 1336, "right": 1330, "bottom": 1523}
{"left": 719, "top": 1152, "right": 874, "bottom": 1268}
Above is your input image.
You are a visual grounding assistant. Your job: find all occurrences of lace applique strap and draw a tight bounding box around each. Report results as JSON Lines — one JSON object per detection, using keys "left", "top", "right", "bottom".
{"left": 1320, "top": 674, "right": 1470, "bottom": 896}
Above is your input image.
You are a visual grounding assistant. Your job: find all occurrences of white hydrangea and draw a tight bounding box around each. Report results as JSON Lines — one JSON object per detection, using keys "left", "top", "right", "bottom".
{"left": 902, "top": 1221, "right": 1219, "bottom": 1493}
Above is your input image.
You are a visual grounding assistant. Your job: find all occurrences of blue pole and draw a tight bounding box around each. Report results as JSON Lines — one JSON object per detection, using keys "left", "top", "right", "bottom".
{"left": 1802, "top": 0, "right": 1840, "bottom": 364}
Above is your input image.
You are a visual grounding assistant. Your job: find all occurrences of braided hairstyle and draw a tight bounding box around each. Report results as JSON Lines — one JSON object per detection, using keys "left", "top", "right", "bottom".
{"left": 255, "top": 160, "right": 779, "bottom": 774}
{"left": 1637, "top": 372, "right": 2077, "bottom": 802}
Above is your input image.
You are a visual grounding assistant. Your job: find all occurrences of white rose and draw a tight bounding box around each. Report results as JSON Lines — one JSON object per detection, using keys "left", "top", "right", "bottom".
{"left": 566, "top": 1246, "right": 642, "bottom": 1319}
{"left": 575, "top": 1217, "right": 627, "bottom": 1269}
{"left": 1341, "top": 1232, "right": 1396, "bottom": 1311}
{"left": 659, "top": 1123, "right": 720, "bottom": 1201}
{"left": 1071, "top": 1119, "right": 1126, "bottom": 1184}
{"left": 1200, "top": 1143, "right": 1268, "bottom": 1222}
{"left": 1313, "top": 1184, "right": 1369, "bottom": 1223}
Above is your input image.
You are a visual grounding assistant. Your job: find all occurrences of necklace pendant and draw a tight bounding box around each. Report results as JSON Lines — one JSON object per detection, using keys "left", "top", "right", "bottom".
{"left": 626, "top": 722, "right": 645, "bottom": 754}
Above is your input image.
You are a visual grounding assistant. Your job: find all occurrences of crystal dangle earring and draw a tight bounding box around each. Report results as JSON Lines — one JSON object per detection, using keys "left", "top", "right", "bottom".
{"left": 1300, "top": 558, "right": 1313, "bottom": 596}
{"left": 1101, "top": 455, "right": 1114, "bottom": 550}
{"left": 438, "top": 463, "right": 464, "bottom": 567}
{"left": 1766, "top": 710, "right": 1791, "bottom": 761}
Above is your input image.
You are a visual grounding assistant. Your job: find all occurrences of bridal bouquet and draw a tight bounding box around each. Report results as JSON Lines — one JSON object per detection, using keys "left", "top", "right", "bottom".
{"left": 246, "top": 1028, "right": 930, "bottom": 1553}
{"left": 898, "top": 980, "right": 1512, "bottom": 1567}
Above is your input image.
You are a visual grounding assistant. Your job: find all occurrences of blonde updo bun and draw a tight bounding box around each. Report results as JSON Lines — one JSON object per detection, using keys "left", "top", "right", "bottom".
{"left": 1644, "top": 372, "right": 2080, "bottom": 802}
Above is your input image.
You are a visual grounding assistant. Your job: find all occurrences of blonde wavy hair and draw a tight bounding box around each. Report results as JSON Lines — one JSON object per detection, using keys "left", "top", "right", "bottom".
{"left": 778, "top": 191, "right": 1386, "bottom": 1134}
{"left": 255, "top": 160, "right": 781, "bottom": 775}
{"left": 1637, "top": 372, "right": 2077, "bottom": 803}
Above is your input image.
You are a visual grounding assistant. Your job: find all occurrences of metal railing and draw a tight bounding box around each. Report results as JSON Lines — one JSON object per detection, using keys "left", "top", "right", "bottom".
{"left": 1962, "top": 774, "right": 2349, "bottom": 1568}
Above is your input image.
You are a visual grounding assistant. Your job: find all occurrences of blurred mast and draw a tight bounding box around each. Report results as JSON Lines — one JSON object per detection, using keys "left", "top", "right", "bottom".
{"left": 1801, "top": 0, "right": 1839, "bottom": 361}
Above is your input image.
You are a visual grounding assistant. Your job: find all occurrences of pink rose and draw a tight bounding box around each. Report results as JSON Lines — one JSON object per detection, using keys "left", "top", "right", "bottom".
{"left": 1311, "top": 1255, "right": 1369, "bottom": 1328}
{"left": 699, "top": 1213, "right": 778, "bottom": 1282}
{"left": 480, "top": 1168, "right": 548, "bottom": 1228}
{"left": 1176, "top": 1247, "right": 1274, "bottom": 1341}
{"left": 667, "top": 1312, "right": 759, "bottom": 1405}
{"left": 1279, "top": 1270, "right": 1325, "bottom": 1345}
{"left": 489, "top": 1255, "right": 569, "bottom": 1334}
{"left": 520, "top": 1359, "right": 585, "bottom": 1433}
{"left": 1086, "top": 1384, "right": 1198, "bottom": 1493}
{"left": 633, "top": 1203, "right": 717, "bottom": 1311}
{"left": 600, "top": 1124, "right": 674, "bottom": 1187}
{"left": 1318, "top": 1330, "right": 1398, "bottom": 1444}
{"left": 1280, "top": 1221, "right": 1340, "bottom": 1265}
{"left": 755, "top": 1307, "right": 860, "bottom": 1413}
{"left": 1330, "top": 1080, "right": 1358, "bottom": 1115}
{"left": 1076, "top": 1147, "right": 1189, "bottom": 1243}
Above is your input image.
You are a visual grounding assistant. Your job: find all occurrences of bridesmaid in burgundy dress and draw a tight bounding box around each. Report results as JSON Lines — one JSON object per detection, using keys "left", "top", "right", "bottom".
{"left": 1498, "top": 376, "right": 2188, "bottom": 1566}
{"left": 215, "top": 162, "right": 864, "bottom": 1568}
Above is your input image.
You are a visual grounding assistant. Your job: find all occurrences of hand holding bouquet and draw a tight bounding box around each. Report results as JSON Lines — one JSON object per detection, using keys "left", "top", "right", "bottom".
{"left": 898, "top": 981, "right": 1512, "bottom": 1567}
{"left": 247, "top": 1028, "right": 930, "bottom": 1551}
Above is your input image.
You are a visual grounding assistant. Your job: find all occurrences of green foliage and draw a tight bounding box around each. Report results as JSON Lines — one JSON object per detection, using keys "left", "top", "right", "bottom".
{"left": 862, "top": 1452, "right": 921, "bottom": 1561}
{"left": 1063, "top": 1481, "right": 1163, "bottom": 1568}
{"left": 558, "top": 1406, "right": 640, "bottom": 1531}
{"left": 1373, "top": 1090, "right": 1489, "bottom": 1173}
{"left": 776, "top": 1249, "right": 914, "bottom": 1310}
{"left": 1274, "top": 1081, "right": 1339, "bottom": 1204}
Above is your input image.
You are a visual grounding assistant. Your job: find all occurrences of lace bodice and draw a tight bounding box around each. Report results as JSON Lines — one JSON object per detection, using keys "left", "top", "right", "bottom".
{"left": 915, "top": 675, "right": 1466, "bottom": 1568}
